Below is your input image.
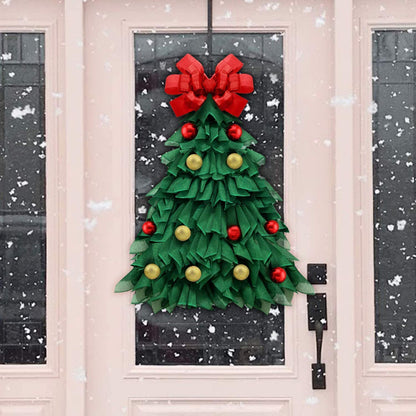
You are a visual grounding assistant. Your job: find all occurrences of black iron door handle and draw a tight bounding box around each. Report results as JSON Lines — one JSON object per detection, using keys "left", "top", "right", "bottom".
{"left": 307, "top": 264, "right": 327, "bottom": 389}
{"left": 307, "top": 293, "right": 327, "bottom": 390}
{"left": 315, "top": 320, "right": 323, "bottom": 364}
{"left": 312, "top": 320, "right": 326, "bottom": 389}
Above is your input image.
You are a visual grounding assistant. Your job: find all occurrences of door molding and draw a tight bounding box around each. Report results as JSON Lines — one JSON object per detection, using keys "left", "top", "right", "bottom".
{"left": 128, "top": 397, "right": 291, "bottom": 415}
{"left": 120, "top": 21, "right": 301, "bottom": 380}
{"left": 358, "top": 18, "right": 416, "bottom": 377}
{"left": 0, "top": 21, "right": 60, "bottom": 379}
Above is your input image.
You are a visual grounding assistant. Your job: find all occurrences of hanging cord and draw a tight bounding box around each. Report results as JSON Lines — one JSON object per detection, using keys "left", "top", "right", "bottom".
{"left": 207, "top": 0, "right": 214, "bottom": 75}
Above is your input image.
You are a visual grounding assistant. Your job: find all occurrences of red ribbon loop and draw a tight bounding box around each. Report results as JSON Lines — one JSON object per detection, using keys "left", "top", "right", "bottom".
{"left": 165, "top": 53, "right": 254, "bottom": 117}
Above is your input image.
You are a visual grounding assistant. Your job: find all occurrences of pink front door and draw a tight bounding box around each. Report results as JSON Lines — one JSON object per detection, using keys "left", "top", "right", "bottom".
{"left": 1, "top": 1, "right": 416, "bottom": 415}
{"left": 84, "top": 1, "right": 336, "bottom": 415}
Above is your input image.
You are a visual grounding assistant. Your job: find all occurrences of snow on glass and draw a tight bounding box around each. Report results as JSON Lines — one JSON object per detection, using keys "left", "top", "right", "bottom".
{"left": 0, "top": 33, "right": 46, "bottom": 364}
{"left": 372, "top": 30, "right": 416, "bottom": 363}
{"left": 134, "top": 33, "right": 285, "bottom": 365}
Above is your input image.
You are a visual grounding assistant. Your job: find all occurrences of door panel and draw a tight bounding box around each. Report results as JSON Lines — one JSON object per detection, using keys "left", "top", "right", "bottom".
{"left": 0, "top": 400, "right": 51, "bottom": 416}
{"left": 129, "top": 399, "right": 290, "bottom": 416}
{"left": 86, "top": 0, "right": 335, "bottom": 415}
{"left": 371, "top": 399, "right": 416, "bottom": 416}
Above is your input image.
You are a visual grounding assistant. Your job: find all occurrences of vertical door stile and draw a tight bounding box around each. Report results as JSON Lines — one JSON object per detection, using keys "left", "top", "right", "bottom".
{"left": 334, "top": 0, "right": 356, "bottom": 415}
{"left": 64, "top": 0, "right": 86, "bottom": 414}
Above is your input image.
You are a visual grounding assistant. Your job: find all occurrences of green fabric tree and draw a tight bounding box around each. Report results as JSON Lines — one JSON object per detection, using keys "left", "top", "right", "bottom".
{"left": 115, "top": 95, "right": 314, "bottom": 314}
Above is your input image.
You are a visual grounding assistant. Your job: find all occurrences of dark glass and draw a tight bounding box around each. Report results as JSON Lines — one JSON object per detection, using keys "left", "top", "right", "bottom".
{"left": 0, "top": 33, "right": 46, "bottom": 364}
{"left": 134, "top": 33, "right": 285, "bottom": 365}
{"left": 372, "top": 30, "right": 416, "bottom": 363}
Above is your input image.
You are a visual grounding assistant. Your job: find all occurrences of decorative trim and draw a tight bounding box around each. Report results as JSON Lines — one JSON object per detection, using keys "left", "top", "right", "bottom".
{"left": 128, "top": 24, "right": 292, "bottom": 32}
{"left": 0, "top": 21, "right": 60, "bottom": 379}
{"left": 121, "top": 22, "right": 299, "bottom": 380}
{"left": 129, "top": 397, "right": 291, "bottom": 416}
{"left": 358, "top": 19, "right": 416, "bottom": 377}
{"left": 0, "top": 399, "right": 52, "bottom": 416}
{"left": 371, "top": 398, "right": 416, "bottom": 415}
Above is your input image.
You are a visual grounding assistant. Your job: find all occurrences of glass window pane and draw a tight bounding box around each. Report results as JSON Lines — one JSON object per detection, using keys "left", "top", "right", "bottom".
{"left": 134, "top": 33, "right": 285, "bottom": 365}
{"left": 0, "top": 33, "right": 46, "bottom": 364}
{"left": 372, "top": 30, "right": 416, "bottom": 363}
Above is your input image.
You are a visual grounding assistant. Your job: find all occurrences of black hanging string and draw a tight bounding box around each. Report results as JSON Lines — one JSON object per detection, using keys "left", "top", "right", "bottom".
{"left": 207, "top": 0, "right": 214, "bottom": 75}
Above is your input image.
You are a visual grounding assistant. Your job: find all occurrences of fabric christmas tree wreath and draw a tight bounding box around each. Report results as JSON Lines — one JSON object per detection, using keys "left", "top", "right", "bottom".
{"left": 115, "top": 53, "right": 314, "bottom": 314}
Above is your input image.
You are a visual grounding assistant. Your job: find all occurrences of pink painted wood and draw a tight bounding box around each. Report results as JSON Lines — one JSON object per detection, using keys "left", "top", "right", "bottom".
{"left": 0, "top": 0, "right": 81, "bottom": 415}
{"left": 354, "top": 1, "right": 416, "bottom": 415}
{"left": 0, "top": 0, "right": 415, "bottom": 415}
{"left": 84, "top": 0, "right": 336, "bottom": 415}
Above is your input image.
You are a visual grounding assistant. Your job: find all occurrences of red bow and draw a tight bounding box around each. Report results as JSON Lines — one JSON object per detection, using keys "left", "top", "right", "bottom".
{"left": 165, "top": 54, "right": 254, "bottom": 117}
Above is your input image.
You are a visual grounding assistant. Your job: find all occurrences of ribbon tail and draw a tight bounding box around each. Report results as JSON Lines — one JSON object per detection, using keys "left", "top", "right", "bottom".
{"left": 169, "top": 95, "right": 194, "bottom": 117}
{"left": 214, "top": 91, "right": 248, "bottom": 117}
{"left": 169, "top": 92, "right": 206, "bottom": 117}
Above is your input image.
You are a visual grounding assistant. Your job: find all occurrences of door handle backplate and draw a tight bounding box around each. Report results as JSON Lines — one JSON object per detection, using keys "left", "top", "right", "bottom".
{"left": 308, "top": 293, "right": 327, "bottom": 390}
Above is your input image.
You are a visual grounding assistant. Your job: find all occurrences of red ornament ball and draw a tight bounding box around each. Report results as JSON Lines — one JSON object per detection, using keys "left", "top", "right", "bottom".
{"left": 271, "top": 267, "right": 287, "bottom": 283}
{"left": 265, "top": 220, "right": 279, "bottom": 234}
{"left": 181, "top": 122, "right": 198, "bottom": 140}
{"left": 142, "top": 221, "right": 156, "bottom": 235}
{"left": 227, "top": 225, "right": 242, "bottom": 241}
{"left": 226, "top": 124, "right": 242, "bottom": 141}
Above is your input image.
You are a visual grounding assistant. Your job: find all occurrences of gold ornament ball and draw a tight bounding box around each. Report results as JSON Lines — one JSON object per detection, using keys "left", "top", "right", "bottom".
{"left": 227, "top": 153, "right": 243, "bottom": 170}
{"left": 175, "top": 225, "right": 191, "bottom": 241}
{"left": 185, "top": 265, "right": 202, "bottom": 282}
{"left": 233, "top": 264, "right": 250, "bottom": 281}
{"left": 144, "top": 263, "right": 160, "bottom": 280}
{"left": 186, "top": 154, "right": 203, "bottom": 171}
